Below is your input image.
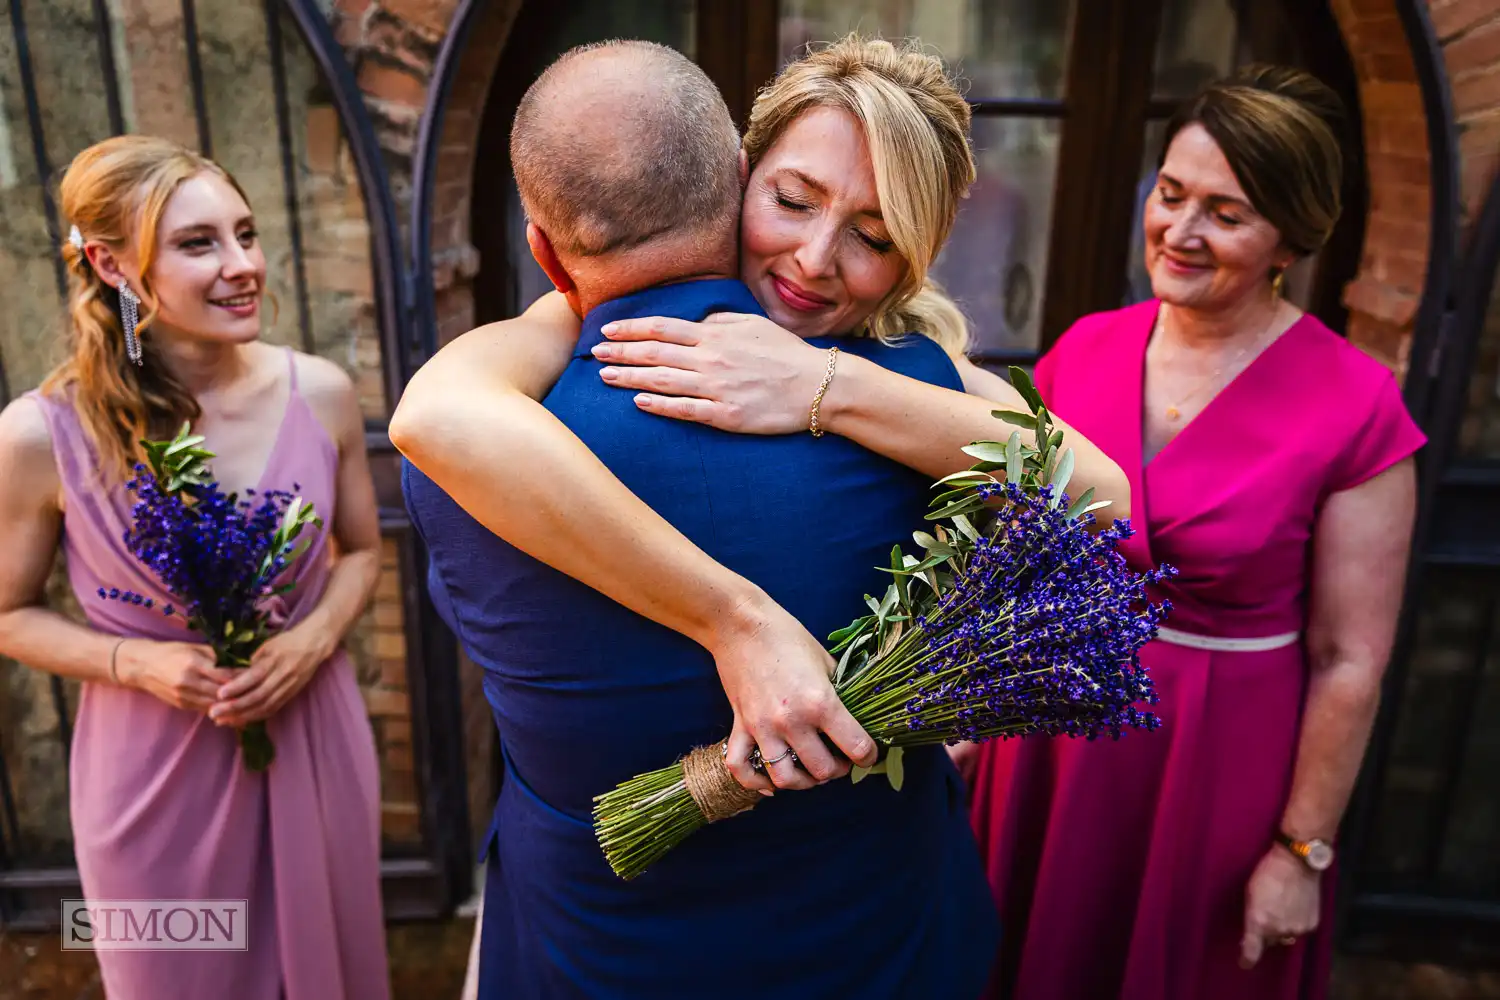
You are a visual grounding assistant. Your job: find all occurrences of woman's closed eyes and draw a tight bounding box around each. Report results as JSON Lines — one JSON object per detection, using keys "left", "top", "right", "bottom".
{"left": 771, "top": 186, "right": 892, "bottom": 253}
{"left": 1156, "top": 188, "right": 1246, "bottom": 228}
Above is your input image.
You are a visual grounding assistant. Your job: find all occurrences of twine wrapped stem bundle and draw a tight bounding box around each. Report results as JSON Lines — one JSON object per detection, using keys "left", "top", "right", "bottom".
{"left": 592, "top": 743, "right": 758, "bottom": 879}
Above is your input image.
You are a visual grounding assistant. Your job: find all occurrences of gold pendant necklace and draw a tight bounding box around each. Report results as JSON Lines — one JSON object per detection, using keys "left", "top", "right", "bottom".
{"left": 1158, "top": 304, "right": 1282, "bottom": 422}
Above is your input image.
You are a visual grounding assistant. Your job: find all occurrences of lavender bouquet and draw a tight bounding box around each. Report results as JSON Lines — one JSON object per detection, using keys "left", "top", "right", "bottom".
{"left": 593, "top": 368, "right": 1173, "bottom": 880}
{"left": 100, "top": 423, "right": 323, "bottom": 771}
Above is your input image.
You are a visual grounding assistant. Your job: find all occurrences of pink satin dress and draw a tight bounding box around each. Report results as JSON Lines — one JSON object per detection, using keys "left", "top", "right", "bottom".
{"left": 969, "top": 302, "right": 1426, "bottom": 1000}
{"left": 27, "top": 348, "right": 390, "bottom": 999}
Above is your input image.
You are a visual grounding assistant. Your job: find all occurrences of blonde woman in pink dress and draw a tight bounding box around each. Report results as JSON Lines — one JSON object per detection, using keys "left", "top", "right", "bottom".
{"left": 0, "top": 136, "right": 390, "bottom": 999}
{"left": 967, "top": 66, "right": 1426, "bottom": 1000}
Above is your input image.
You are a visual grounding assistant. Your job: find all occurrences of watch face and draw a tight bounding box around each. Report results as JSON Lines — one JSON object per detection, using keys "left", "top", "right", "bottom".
{"left": 1306, "top": 841, "right": 1335, "bottom": 871}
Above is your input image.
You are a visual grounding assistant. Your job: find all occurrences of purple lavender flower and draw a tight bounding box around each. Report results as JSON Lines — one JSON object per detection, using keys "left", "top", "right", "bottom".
{"left": 594, "top": 367, "right": 1175, "bottom": 880}
{"left": 100, "top": 424, "right": 323, "bottom": 771}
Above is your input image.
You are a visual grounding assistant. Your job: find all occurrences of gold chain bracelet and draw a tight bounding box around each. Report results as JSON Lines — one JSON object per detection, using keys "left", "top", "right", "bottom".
{"left": 808, "top": 346, "right": 840, "bottom": 437}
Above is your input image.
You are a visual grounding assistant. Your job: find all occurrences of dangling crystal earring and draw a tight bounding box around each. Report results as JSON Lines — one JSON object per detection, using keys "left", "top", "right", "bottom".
{"left": 118, "top": 282, "right": 142, "bottom": 366}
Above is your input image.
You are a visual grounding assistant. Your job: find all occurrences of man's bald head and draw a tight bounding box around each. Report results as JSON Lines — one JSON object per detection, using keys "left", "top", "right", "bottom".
{"left": 511, "top": 41, "right": 741, "bottom": 258}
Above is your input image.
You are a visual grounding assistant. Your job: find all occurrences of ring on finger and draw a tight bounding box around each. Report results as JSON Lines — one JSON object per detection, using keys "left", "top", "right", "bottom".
{"left": 1276, "top": 935, "right": 1297, "bottom": 947}
{"left": 749, "top": 747, "right": 797, "bottom": 772}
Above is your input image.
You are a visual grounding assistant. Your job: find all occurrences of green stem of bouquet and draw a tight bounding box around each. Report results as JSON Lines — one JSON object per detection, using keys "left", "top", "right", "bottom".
{"left": 593, "top": 767, "right": 702, "bottom": 879}
{"left": 237, "top": 722, "right": 276, "bottom": 771}
{"left": 216, "top": 644, "right": 277, "bottom": 772}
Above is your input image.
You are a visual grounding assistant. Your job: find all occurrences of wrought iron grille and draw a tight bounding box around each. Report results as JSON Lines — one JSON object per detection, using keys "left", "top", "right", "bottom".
{"left": 1338, "top": 0, "right": 1500, "bottom": 968}
{"left": 0, "top": 0, "right": 470, "bottom": 929}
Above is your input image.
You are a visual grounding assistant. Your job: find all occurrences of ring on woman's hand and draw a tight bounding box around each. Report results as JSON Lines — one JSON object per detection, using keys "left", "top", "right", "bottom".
{"left": 1276, "top": 935, "right": 1297, "bottom": 947}
{"left": 750, "top": 747, "right": 796, "bottom": 771}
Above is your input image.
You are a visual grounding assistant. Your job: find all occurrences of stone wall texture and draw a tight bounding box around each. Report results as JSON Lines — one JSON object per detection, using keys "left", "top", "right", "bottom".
{"left": 0, "top": 0, "right": 421, "bottom": 868}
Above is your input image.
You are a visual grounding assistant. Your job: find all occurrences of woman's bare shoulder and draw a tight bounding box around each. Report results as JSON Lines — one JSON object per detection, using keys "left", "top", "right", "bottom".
{"left": 0, "top": 396, "right": 56, "bottom": 460}
{"left": 0, "top": 396, "right": 61, "bottom": 500}
{"left": 286, "top": 347, "right": 356, "bottom": 402}
{"left": 279, "top": 348, "right": 363, "bottom": 455}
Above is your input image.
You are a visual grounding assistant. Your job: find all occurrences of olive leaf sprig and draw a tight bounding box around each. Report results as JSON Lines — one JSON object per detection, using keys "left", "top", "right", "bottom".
{"left": 827, "top": 367, "right": 1114, "bottom": 787}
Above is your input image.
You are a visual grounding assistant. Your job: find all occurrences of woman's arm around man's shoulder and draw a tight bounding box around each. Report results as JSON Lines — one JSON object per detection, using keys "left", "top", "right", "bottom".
{"left": 389, "top": 292, "right": 878, "bottom": 795}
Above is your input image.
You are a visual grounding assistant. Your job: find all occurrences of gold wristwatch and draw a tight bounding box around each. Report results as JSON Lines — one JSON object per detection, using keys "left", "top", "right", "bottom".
{"left": 1276, "top": 831, "right": 1334, "bottom": 872}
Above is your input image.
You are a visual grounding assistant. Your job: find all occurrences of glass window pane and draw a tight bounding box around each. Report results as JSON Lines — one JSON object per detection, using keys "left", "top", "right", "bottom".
{"left": 1152, "top": 0, "right": 1237, "bottom": 100}
{"left": 0, "top": 0, "right": 125, "bottom": 401}
{"left": 19, "top": 0, "right": 117, "bottom": 163}
{"left": 1123, "top": 120, "right": 1169, "bottom": 308}
{"left": 933, "top": 116, "right": 1060, "bottom": 355}
{"left": 778, "top": 0, "right": 1075, "bottom": 100}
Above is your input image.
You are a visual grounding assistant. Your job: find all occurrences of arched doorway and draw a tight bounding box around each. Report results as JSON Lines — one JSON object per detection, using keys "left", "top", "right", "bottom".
{"left": 461, "top": 0, "right": 1366, "bottom": 369}
{"left": 407, "top": 0, "right": 1483, "bottom": 963}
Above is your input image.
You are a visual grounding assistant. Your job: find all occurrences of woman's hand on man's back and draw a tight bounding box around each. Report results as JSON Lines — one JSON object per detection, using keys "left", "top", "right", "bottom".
{"left": 592, "top": 313, "right": 828, "bottom": 435}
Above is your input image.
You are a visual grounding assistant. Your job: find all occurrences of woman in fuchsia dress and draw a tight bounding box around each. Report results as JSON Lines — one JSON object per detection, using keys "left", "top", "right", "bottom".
{"left": 968, "top": 66, "right": 1425, "bottom": 1000}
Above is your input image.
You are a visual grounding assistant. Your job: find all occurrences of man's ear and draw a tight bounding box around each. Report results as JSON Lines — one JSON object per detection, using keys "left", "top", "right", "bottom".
{"left": 526, "top": 222, "right": 575, "bottom": 297}
{"left": 738, "top": 148, "right": 749, "bottom": 189}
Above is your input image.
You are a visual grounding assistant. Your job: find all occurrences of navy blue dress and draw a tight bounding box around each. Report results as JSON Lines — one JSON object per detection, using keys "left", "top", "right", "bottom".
{"left": 403, "top": 279, "right": 999, "bottom": 998}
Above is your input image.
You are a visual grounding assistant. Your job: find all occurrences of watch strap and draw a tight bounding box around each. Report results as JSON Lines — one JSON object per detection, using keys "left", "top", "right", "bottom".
{"left": 1275, "top": 830, "right": 1308, "bottom": 858}
{"left": 1276, "top": 830, "right": 1332, "bottom": 870}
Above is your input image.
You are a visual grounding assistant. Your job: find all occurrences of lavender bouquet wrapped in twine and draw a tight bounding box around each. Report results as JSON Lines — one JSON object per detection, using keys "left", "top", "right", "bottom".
{"left": 100, "top": 423, "right": 323, "bottom": 771}
{"left": 593, "top": 367, "right": 1174, "bottom": 880}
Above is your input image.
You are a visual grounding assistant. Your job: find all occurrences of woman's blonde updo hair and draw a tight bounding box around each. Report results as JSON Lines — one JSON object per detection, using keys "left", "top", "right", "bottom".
{"left": 1161, "top": 64, "right": 1347, "bottom": 258}
{"left": 42, "top": 134, "right": 252, "bottom": 481}
{"left": 743, "top": 34, "right": 976, "bottom": 355}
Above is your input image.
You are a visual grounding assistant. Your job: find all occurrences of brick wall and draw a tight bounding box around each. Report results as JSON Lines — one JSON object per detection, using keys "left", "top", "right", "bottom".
{"left": 331, "top": 0, "right": 516, "bottom": 344}
{"left": 1330, "top": 0, "right": 1435, "bottom": 373}
{"left": 330, "top": 0, "right": 518, "bottom": 852}
{"left": 1327, "top": 0, "right": 1500, "bottom": 377}
{"left": 1434, "top": 0, "right": 1500, "bottom": 226}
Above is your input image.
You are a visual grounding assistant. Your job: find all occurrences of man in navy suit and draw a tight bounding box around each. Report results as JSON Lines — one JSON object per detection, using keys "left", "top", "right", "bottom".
{"left": 394, "top": 40, "right": 997, "bottom": 999}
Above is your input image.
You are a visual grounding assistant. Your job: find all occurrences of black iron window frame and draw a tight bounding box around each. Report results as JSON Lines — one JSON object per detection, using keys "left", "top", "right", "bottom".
{"left": 1335, "top": 0, "right": 1500, "bottom": 967}
{"left": 0, "top": 0, "right": 473, "bottom": 929}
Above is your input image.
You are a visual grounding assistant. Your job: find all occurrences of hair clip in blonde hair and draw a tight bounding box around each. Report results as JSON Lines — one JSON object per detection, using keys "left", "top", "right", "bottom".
{"left": 68, "top": 225, "right": 84, "bottom": 251}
